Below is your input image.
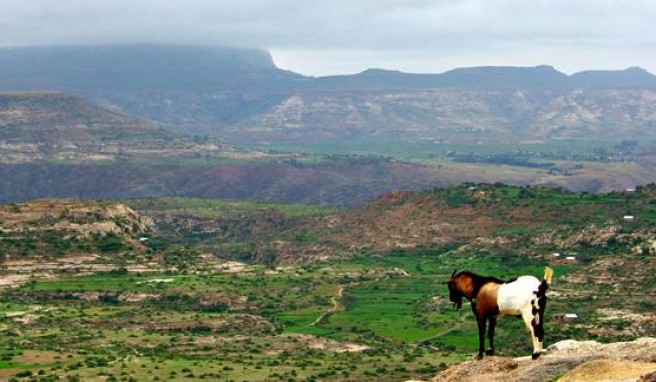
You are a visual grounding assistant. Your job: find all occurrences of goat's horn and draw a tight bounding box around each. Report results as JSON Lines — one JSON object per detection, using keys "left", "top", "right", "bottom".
{"left": 451, "top": 268, "right": 458, "bottom": 278}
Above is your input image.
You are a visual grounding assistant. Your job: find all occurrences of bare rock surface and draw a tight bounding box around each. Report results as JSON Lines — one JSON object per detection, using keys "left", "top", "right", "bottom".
{"left": 431, "top": 337, "right": 656, "bottom": 382}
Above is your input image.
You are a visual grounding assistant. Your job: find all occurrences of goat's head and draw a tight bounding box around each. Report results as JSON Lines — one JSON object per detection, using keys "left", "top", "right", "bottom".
{"left": 445, "top": 268, "right": 464, "bottom": 310}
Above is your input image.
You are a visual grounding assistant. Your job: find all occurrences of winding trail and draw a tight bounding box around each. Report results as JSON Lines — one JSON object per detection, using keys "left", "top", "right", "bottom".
{"left": 311, "top": 285, "right": 345, "bottom": 326}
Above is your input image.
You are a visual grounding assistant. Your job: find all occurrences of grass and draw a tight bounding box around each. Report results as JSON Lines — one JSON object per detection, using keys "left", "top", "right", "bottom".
{"left": 21, "top": 274, "right": 184, "bottom": 292}
{"left": 128, "top": 197, "right": 339, "bottom": 218}
{"left": 5, "top": 247, "right": 555, "bottom": 379}
{"left": 0, "top": 245, "right": 647, "bottom": 380}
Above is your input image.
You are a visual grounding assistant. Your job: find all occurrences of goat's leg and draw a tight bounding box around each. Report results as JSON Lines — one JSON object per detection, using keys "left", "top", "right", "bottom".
{"left": 535, "top": 296, "right": 547, "bottom": 353}
{"left": 521, "top": 310, "right": 540, "bottom": 359}
{"left": 476, "top": 316, "right": 487, "bottom": 359}
{"left": 486, "top": 316, "right": 496, "bottom": 356}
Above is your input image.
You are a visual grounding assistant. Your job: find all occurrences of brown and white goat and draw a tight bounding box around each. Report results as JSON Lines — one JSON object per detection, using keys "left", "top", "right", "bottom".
{"left": 445, "top": 267, "right": 553, "bottom": 359}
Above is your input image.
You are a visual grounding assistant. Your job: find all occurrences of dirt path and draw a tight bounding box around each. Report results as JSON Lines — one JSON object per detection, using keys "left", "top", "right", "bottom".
{"left": 311, "top": 285, "right": 345, "bottom": 326}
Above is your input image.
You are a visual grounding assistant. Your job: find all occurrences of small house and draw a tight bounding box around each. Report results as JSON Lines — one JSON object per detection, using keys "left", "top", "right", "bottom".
{"left": 552, "top": 313, "right": 579, "bottom": 322}
{"left": 623, "top": 215, "right": 635, "bottom": 222}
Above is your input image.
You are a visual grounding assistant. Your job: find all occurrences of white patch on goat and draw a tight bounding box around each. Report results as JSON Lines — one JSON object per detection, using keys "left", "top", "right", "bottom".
{"left": 497, "top": 275, "right": 543, "bottom": 356}
{"left": 497, "top": 276, "right": 541, "bottom": 316}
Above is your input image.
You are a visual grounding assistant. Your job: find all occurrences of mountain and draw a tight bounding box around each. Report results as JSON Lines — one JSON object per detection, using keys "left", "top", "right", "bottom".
{"left": 437, "top": 65, "right": 569, "bottom": 89}
{"left": 0, "top": 45, "right": 654, "bottom": 93}
{"left": 1, "top": 91, "right": 656, "bottom": 204}
{"left": 0, "top": 44, "right": 303, "bottom": 92}
{"left": 570, "top": 66, "right": 656, "bottom": 88}
{"left": 167, "top": 183, "right": 656, "bottom": 262}
{"left": 0, "top": 45, "right": 655, "bottom": 140}
{"left": 315, "top": 65, "right": 571, "bottom": 90}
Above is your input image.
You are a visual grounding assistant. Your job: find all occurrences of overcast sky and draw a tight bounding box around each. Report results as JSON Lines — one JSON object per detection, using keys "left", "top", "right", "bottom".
{"left": 1, "top": 0, "right": 654, "bottom": 76}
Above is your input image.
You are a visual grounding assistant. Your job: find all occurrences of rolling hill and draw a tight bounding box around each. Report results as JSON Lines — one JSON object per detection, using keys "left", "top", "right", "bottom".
{"left": 0, "top": 91, "right": 236, "bottom": 163}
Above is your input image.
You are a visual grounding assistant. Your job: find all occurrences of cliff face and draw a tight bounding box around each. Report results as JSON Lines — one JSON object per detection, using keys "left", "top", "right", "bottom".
{"left": 0, "top": 45, "right": 293, "bottom": 92}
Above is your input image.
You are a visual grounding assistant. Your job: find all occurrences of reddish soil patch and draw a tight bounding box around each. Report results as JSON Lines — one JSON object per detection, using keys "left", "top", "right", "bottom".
{"left": 14, "top": 350, "right": 65, "bottom": 364}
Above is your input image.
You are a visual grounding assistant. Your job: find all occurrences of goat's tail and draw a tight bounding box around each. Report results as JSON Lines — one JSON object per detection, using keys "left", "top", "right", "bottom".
{"left": 544, "top": 266, "right": 553, "bottom": 285}
{"left": 536, "top": 266, "right": 553, "bottom": 298}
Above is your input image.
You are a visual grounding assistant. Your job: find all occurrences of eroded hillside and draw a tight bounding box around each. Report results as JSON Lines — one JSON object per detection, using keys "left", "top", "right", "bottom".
{"left": 144, "top": 184, "right": 656, "bottom": 263}
{"left": 0, "top": 199, "right": 154, "bottom": 287}
{"left": 227, "top": 88, "right": 656, "bottom": 143}
{"left": 0, "top": 92, "right": 235, "bottom": 163}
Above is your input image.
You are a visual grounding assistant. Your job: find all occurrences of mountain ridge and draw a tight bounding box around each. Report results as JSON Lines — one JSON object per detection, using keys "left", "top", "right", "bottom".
{"left": 2, "top": 44, "right": 655, "bottom": 140}
{"left": 0, "top": 44, "right": 655, "bottom": 92}
{"left": 0, "top": 44, "right": 303, "bottom": 92}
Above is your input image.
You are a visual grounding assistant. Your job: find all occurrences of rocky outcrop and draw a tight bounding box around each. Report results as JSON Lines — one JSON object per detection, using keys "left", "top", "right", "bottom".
{"left": 0, "top": 199, "right": 153, "bottom": 237}
{"left": 431, "top": 337, "right": 656, "bottom": 382}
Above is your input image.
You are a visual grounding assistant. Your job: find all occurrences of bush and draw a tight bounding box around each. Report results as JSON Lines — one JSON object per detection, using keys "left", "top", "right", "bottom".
{"left": 95, "top": 233, "right": 129, "bottom": 253}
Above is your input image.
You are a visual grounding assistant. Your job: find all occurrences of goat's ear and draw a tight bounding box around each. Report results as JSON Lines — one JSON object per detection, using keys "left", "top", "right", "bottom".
{"left": 451, "top": 268, "right": 457, "bottom": 278}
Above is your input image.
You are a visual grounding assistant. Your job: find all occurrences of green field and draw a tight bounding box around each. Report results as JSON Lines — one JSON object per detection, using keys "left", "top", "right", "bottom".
{"left": 0, "top": 248, "right": 588, "bottom": 380}
{"left": 247, "top": 136, "right": 635, "bottom": 162}
{"left": 1, "top": 186, "right": 654, "bottom": 380}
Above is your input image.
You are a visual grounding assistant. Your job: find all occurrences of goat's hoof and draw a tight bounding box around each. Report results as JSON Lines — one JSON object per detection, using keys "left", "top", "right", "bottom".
{"left": 476, "top": 352, "right": 485, "bottom": 360}
{"left": 532, "top": 352, "right": 541, "bottom": 360}
{"left": 485, "top": 349, "right": 495, "bottom": 356}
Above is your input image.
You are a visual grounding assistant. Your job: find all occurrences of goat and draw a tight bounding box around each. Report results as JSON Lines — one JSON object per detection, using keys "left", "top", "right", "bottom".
{"left": 445, "top": 267, "right": 553, "bottom": 359}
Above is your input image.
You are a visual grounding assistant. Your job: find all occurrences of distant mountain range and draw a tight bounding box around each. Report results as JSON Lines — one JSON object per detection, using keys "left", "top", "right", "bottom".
{"left": 0, "top": 44, "right": 655, "bottom": 141}
{"left": 316, "top": 65, "right": 656, "bottom": 90}
{"left": 1, "top": 44, "right": 655, "bottom": 141}
{"left": 0, "top": 44, "right": 655, "bottom": 205}
{"left": 1, "top": 45, "right": 655, "bottom": 92}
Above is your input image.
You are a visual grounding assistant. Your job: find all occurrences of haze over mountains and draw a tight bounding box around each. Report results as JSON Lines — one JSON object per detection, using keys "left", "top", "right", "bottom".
{"left": 2, "top": 44, "right": 655, "bottom": 142}
{"left": 1, "top": 44, "right": 655, "bottom": 92}
{"left": 1, "top": 44, "right": 656, "bottom": 204}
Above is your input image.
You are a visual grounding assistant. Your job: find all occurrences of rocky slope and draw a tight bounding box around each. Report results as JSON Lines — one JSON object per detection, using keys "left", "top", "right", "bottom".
{"left": 0, "top": 91, "right": 236, "bottom": 163}
{"left": 0, "top": 199, "right": 152, "bottom": 257}
{"left": 266, "top": 184, "right": 656, "bottom": 261}
{"left": 0, "top": 199, "right": 156, "bottom": 287}
{"left": 430, "top": 337, "right": 656, "bottom": 382}
{"left": 227, "top": 88, "right": 656, "bottom": 143}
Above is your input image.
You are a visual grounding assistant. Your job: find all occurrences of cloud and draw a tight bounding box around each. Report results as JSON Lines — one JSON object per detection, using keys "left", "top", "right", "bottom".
{"left": 1, "top": 0, "right": 655, "bottom": 75}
